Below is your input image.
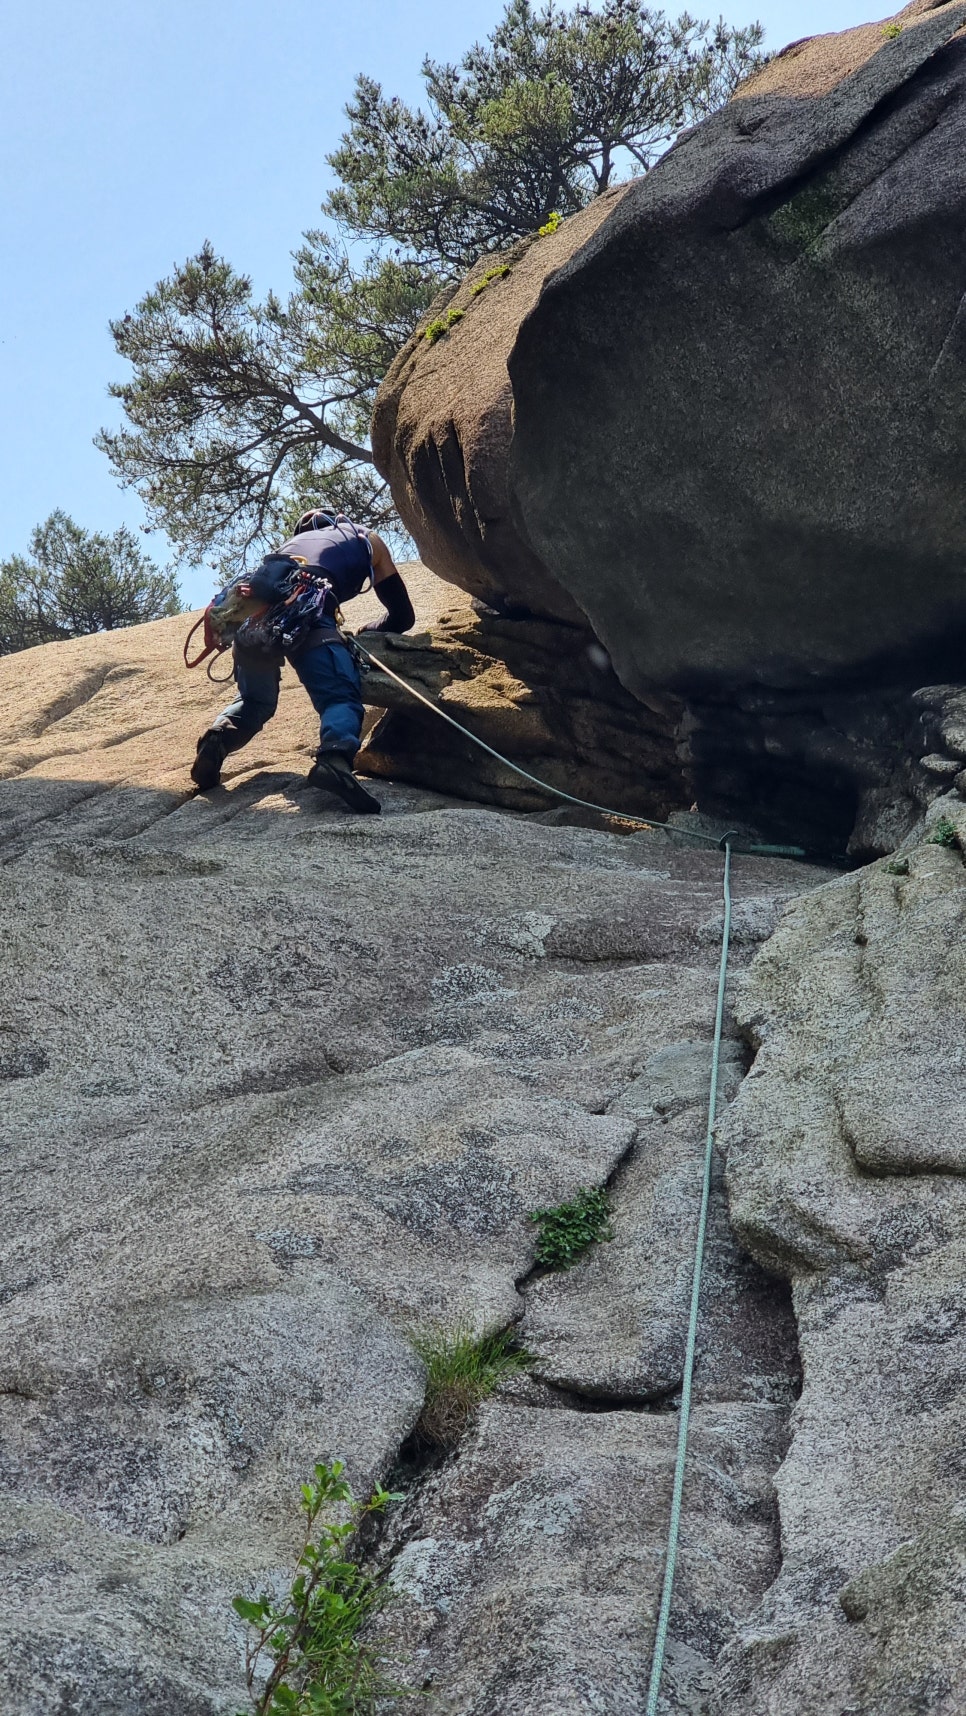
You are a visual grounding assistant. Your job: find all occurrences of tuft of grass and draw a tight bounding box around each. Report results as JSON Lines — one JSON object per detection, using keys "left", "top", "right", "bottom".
{"left": 231, "top": 1461, "right": 406, "bottom": 1716}
{"left": 410, "top": 1325, "right": 530, "bottom": 1448}
{"left": 424, "top": 306, "right": 465, "bottom": 344}
{"left": 538, "top": 209, "right": 562, "bottom": 236}
{"left": 881, "top": 21, "right": 902, "bottom": 39}
{"left": 529, "top": 1186, "right": 613, "bottom": 1271}
{"left": 926, "top": 815, "right": 960, "bottom": 849}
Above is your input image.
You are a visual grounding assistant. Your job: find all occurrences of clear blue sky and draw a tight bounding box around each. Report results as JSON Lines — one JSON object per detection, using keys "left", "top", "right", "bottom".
{"left": 0, "top": 0, "right": 880, "bottom": 606}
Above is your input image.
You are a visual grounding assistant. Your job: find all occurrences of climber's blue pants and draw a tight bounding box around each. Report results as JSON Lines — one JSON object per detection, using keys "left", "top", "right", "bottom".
{"left": 215, "top": 638, "right": 365, "bottom": 756}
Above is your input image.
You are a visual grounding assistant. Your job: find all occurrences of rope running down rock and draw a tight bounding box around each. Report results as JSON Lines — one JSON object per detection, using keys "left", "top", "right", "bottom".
{"left": 353, "top": 639, "right": 791, "bottom": 1709}
{"left": 353, "top": 639, "right": 804, "bottom": 857}
{"left": 644, "top": 837, "right": 733, "bottom": 1713}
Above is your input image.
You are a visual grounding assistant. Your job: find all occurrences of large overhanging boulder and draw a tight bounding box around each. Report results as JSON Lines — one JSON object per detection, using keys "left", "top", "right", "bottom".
{"left": 509, "top": 0, "right": 966, "bottom": 697}
{"left": 372, "top": 190, "right": 631, "bottom": 627}
{"left": 373, "top": 0, "right": 966, "bottom": 853}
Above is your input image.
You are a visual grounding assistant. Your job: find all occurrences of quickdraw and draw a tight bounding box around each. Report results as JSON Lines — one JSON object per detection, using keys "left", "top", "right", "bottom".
{"left": 262, "top": 571, "right": 339, "bottom": 653}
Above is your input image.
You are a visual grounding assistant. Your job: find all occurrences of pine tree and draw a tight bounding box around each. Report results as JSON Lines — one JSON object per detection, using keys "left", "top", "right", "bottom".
{"left": 0, "top": 512, "right": 181, "bottom": 655}
{"left": 99, "top": 1, "right": 764, "bottom": 568}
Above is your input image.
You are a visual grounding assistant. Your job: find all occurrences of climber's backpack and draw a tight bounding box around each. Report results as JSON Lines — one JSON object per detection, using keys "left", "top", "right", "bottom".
{"left": 182, "top": 555, "right": 308, "bottom": 676}
{"left": 183, "top": 518, "right": 374, "bottom": 676}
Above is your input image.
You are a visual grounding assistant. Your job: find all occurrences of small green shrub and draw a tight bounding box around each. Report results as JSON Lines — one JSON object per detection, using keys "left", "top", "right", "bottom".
{"left": 538, "top": 210, "right": 562, "bottom": 236}
{"left": 885, "top": 857, "right": 909, "bottom": 876}
{"left": 470, "top": 264, "right": 512, "bottom": 296}
{"left": 232, "top": 1461, "right": 404, "bottom": 1716}
{"left": 410, "top": 1325, "right": 529, "bottom": 1447}
{"left": 529, "top": 1186, "right": 613, "bottom": 1270}
{"left": 926, "top": 815, "right": 959, "bottom": 849}
{"left": 881, "top": 21, "right": 902, "bottom": 39}
{"left": 424, "top": 307, "right": 465, "bottom": 344}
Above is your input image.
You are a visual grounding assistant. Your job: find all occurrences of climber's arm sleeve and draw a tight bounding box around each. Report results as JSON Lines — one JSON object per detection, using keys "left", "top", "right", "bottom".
{"left": 361, "top": 533, "right": 416, "bottom": 633}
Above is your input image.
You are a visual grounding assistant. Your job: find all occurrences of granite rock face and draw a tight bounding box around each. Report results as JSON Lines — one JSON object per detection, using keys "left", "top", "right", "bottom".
{"left": 522, "top": 1038, "right": 802, "bottom": 1407}
{"left": 358, "top": 604, "right": 689, "bottom": 822}
{"left": 716, "top": 796, "right": 966, "bottom": 1714}
{"left": 0, "top": 612, "right": 822, "bottom": 1712}
{"left": 371, "top": 194, "right": 628, "bottom": 627}
{"left": 8, "top": 605, "right": 966, "bottom": 1711}
{"left": 372, "top": 1, "right": 966, "bottom": 854}
{"left": 376, "top": 1400, "right": 789, "bottom": 1716}
{"left": 511, "top": 0, "right": 966, "bottom": 696}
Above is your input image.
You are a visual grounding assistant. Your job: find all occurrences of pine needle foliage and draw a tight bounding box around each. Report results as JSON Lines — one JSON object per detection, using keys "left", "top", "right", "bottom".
{"left": 101, "top": 1, "right": 763, "bottom": 566}
{"left": 98, "top": 242, "right": 436, "bottom": 571}
{"left": 411, "top": 1325, "right": 530, "bottom": 1447}
{"left": 327, "top": 0, "right": 766, "bottom": 271}
{"left": 0, "top": 511, "right": 180, "bottom": 655}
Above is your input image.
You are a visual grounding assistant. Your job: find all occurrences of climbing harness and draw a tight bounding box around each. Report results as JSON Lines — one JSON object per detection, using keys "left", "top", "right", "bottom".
{"left": 258, "top": 573, "right": 340, "bottom": 654}
{"left": 184, "top": 519, "right": 374, "bottom": 684}
{"left": 349, "top": 637, "right": 804, "bottom": 1709}
{"left": 183, "top": 559, "right": 351, "bottom": 683}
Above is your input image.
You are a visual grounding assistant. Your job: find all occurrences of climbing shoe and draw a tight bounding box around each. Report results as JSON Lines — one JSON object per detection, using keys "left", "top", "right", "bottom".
{"left": 190, "top": 729, "right": 228, "bottom": 790}
{"left": 307, "top": 751, "right": 381, "bottom": 815}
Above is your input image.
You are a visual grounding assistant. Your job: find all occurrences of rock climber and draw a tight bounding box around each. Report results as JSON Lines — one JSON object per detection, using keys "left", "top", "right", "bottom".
{"left": 189, "top": 507, "right": 415, "bottom": 813}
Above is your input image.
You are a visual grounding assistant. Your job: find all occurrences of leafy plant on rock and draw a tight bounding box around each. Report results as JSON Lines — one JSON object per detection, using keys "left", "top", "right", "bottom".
{"left": 410, "top": 1324, "right": 530, "bottom": 1447}
{"left": 470, "top": 264, "right": 513, "bottom": 296}
{"left": 926, "top": 815, "right": 960, "bottom": 850}
{"left": 530, "top": 1186, "right": 613, "bottom": 1269}
{"left": 424, "top": 306, "right": 466, "bottom": 343}
{"left": 232, "top": 1460, "right": 404, "bottom": 1716}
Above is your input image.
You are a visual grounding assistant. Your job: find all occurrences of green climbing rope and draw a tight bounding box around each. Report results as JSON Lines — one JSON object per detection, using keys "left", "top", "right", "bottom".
{"left": 644, "top": 837, "right": 732, "bottom": 1714}
{"left": 352, "top": 643, "right": 779, "bottom": 1707}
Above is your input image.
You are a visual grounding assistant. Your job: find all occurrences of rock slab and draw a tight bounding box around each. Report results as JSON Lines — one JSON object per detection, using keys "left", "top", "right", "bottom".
{"left": 719, "top": 802, "right": 966, "bottom": 1713}
{"left": 0, "top": 614, "right": 822, "bottom": 1712}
